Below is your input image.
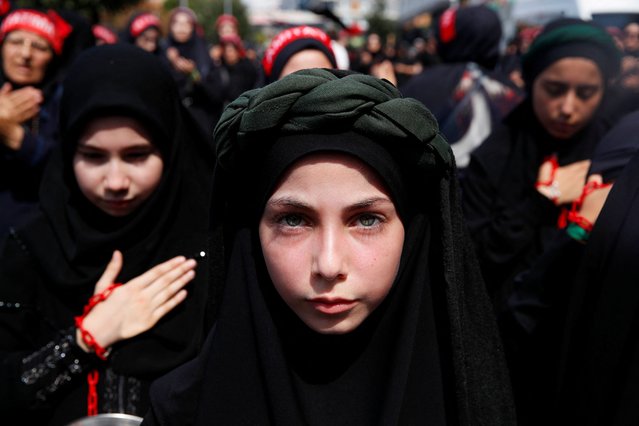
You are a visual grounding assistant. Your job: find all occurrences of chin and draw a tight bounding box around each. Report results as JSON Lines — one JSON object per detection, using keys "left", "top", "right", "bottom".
{"left": 305, "top": 317, "right": 362, "bottom": 335}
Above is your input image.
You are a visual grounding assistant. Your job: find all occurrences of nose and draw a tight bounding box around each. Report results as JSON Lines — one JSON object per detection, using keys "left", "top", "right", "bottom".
{"left": 104, "top": 161, "right": 130, "bottom": 192}
{"left": 559, "top": 90, "right": 577, "bottom": 118}
{"left": 19, "top": 39, "right": 33, "bottom": 59}
{"left": 311, "top": 224, "right": 347, "bottom": 283}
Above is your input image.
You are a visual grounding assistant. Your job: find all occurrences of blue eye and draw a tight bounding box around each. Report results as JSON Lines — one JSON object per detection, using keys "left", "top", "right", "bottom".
{"left": 283, "top": 214, "right": 303, "bottom": 227}
{"left": 357, "top": 214, "right": 380, "bottom": 227}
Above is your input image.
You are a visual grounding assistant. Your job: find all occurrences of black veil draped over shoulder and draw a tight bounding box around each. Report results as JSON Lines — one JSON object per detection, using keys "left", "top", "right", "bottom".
{"left": 145, "top": 69, "right": 515, "bottom": 426}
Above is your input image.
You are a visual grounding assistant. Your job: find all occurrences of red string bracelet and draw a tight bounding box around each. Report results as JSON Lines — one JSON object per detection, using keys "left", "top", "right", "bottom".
{"left": 557, "top": 180, "right": 612, "bottom": 231}
{"left": 535, "top": 154, "right": 559, "bottom": 188}
{"left": 74, "top": 283, "right": 122, "bottom": 361}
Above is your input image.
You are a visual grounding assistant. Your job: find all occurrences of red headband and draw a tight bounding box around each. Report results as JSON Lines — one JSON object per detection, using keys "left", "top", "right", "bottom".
{"left": 262, "top": 26, "right": 334, "bottom": 77}
{"left": 439, "top": 7, "right": 458, "bottom": 44}
{"left": 92, "top": 24, "right": 117, "bottom": 45}
{"left": 130, "top": 13, "right": 161, "bottom": 38}
{"left": 0, "top": 9, "right": 71, "bottom": 54}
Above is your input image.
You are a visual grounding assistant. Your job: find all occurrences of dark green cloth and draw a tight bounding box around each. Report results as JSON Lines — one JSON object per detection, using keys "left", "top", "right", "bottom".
{"left": 215, "top": 68, "right": 452, "bottom": 175}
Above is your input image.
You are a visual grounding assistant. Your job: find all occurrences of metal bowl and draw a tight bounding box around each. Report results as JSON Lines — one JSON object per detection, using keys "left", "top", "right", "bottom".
{"left": 66, "top": 413, "right": 143, "bottom": 426}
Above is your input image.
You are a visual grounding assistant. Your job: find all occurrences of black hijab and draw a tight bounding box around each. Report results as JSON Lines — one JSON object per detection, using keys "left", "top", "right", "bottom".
{"left": 165, "top": 7, "right": 210, "bottom": 78}
{"left": 15, "top": 44, "right": 216, "bottom": 376}
{"left": 554, "top": 113, "right": 639, "bottom": 425}
{"left": 145, "top": 69, "right": 514, "bottom": 426}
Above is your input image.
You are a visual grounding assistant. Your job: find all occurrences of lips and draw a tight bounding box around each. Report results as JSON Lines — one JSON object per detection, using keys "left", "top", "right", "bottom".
{"left": 308, "top": 297, "right": 358, "bottom": 315}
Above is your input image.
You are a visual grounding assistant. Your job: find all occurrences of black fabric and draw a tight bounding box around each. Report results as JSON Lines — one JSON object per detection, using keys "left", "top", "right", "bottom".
{"left": 461, "top": 97, "right": 614, "bottom": 305}
{"left": 589, "top": 110, "right": 639, "bottom": 182}
{"left": 0, "top": 44, "right": 216, "bottom": 424}
{"left": 435, "top": 5, "right": 502, "bottom": 70}
{"left": 145, "top": 68, "right": 515, "bottom": 426}
{"left": 497, "top": 110, "right": 639, "bottom": 424}
{"left": 555, "top": 149, "right": 639, "bottom": 425}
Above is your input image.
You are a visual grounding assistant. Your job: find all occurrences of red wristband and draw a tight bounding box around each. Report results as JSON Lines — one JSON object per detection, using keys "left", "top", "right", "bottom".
{"left": 74, "top": 283, "right": 122, "bottom": 360}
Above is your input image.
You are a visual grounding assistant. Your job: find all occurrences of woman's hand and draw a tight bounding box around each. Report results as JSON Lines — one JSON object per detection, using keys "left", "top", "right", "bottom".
{"left": 0, "top": 83, "right": 43, "bottom": 150}
{"left": 578, "top": 174, "right": 613, "bottom": 225}
{"left": 537, "top": 158, "right": 591, "bottom": 205}
{"left": 76, "top": 250, "right": 196, "bottom": 353}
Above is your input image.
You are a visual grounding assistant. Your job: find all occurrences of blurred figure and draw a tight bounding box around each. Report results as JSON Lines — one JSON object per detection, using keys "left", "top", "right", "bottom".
{"left": 91, "top": 24, "right": 117, "bottom": 46}
{"left": 261, "top": 26, "right": 337, "bottom": 84}
{"left": 122, "top": 12, "right": 162, "bottom": 55}
{"left": 212, "top": 34, "right": 257, "bottom": 104}
{"left": 163, "top": 7, "right": 221, "bottom": 137}
{"left": 620, "top": 22, "right": 639, "bottom": 91}
{"left": 215, "top": 13, "right": 239, "bottom": 39}
{"left": 401, "top": 5, "right": 523, "bottom": 169}
{"left": 0, "top": 8, "right": 71, "bottom": 242}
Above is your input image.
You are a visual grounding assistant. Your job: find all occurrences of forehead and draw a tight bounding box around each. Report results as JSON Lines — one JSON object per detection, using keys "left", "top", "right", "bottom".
{"left": 537, "top": 57, "right": 602, "bottom": 84}
{"left": 273, "top": 152, "right": 388, "bottom": 195}
{"left": 5, "top": 29, "right": 50, "bottom": 46}
{"left": 78, "top": 116, "right": 152, "bottom": 146}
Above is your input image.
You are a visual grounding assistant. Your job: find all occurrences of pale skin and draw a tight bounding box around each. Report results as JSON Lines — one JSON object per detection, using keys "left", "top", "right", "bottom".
{"left": 72, "top": 116, "right": 196, "bottom": 354}
{"left": 0, "top": 30, "right": 51, "bottom": 150}
{"left": 278, "top": 49, "right": 334, "bottom": 80}
{"left": 533, "top": 57, "right": 604, "bottom": 205}
{"left": 259, "top": 153, "right": 405, "bottom": 335}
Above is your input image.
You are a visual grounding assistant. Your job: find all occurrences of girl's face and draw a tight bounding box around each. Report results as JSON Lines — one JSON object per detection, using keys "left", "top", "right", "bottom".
{"left": 73, "top": 116, "right": 163, "bottom": 217}
{"left": 259, "top": 152, "right": 405, "bottom": 335}
{"left": 135, "top": 27, "right": 160, "bottom": 53}
{"left": 2, "top": 30, "right": 53, "bottom": 85}
{"left": 170, "top": 13, "right": 193, "bottom": 43}
{"left": 532, "top": 57, "right": 604, "bottom": 139}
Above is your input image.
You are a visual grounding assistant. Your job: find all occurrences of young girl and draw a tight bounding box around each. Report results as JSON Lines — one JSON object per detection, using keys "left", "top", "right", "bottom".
{"left": 144, "top": 69, "right": 515, "bottom": 425}
{"left": 0, "top": 44, "right": 216, "bottom": 425}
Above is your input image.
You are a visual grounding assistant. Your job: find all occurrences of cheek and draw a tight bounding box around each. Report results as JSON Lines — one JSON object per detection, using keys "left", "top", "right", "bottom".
{"left": 261, "top": 240, "right": 307, "bottom": 301}
{"left": 137, "top": 158, "right": 164, "bottom": 194}
{"left": 73, "top": 163, "right": 99, "bottom": 198}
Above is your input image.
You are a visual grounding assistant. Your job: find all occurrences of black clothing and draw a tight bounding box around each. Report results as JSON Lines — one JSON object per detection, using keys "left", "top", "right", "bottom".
{"left": 556, "top": 148, "right": 639, "bottom": 424}
{"left": 499, "top": 110, "right": 639, "bottom": 425}
{"left": 145, "top": 69, "right": 515, "bottom": 426}
{"left": 461, "top": 99, "right": 613, "bottom": 304}
{"left": 0, "top": 45, "right": 216, "bottom": 425}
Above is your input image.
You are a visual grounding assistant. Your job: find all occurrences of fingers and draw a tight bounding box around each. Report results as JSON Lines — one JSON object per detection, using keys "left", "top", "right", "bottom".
{"left": 151, "top": 290, "right": 188, "bottom": 323}
{"left": 128, "top": 256, "right": 191, "bottom": 288}
{"left": 0, "top": 82, "right": 11, "bottom": 95}
{"left": 95, "top": 250, "right": 123, "bottom": 294}
{"left": 146, "top": 259, "right": 196, "bottom": 298}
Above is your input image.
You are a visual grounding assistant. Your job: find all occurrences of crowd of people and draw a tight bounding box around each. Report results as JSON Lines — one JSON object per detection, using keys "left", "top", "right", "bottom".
{"left": 1, "top": 2, "right": 639, "bottom": 425}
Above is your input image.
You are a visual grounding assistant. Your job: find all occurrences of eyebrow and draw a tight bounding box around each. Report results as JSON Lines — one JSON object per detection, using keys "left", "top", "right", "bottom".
{"left": 265, "top": 196, "right": 393, "bottom": 211}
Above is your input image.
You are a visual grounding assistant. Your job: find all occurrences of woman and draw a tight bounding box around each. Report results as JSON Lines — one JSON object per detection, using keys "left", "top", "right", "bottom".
{"left": 0, "top": 8, "right": 71, "bottom": 242}
{"left": 499, "top": 111, "right": 639, "bottom": 425}
{"left": 261, "top": 25, "right": 337, "bottom": 84}
{"left": 213, "top": 34, "right": 257, "bottom": 104}
{"left": 122, "top": 12, "right": 162, "bottom": 55}
{"left": 163, "top": 6, "right": 223, "bottom": 138}
{"left": 0, "top": 44, "right": 216, "bottom": 425}
{"left": 461, "top": 18, "right": 624, "bottom": 305}
{"left": 144, "top": 69, "right": 515, "bottom": 425}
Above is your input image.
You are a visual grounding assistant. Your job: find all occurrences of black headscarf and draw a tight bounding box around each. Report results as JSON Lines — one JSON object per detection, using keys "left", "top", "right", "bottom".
{"left": 435, "top": 5, "right": 502, "bottom": 70}
{"left": 15, "top": 44, "right": 216, "bottom": 376}
{"left": 165, "top": 7, "right": 210, "bottom": 78}
{"left": 146, "top": 69, "right": 515, "bottom": 426}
